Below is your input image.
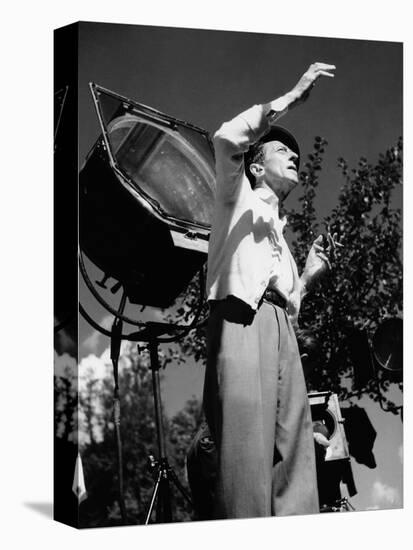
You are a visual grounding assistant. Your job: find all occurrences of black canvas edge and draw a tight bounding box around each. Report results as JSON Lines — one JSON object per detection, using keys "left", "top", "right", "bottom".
{"left": 54, "top": 22, "right": 80, "bottom": 529}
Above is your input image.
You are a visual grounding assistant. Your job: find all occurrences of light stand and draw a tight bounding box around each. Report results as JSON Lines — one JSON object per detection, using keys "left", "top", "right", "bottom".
{"left": 79, "top": 250, "right": 205, "bottom": 524}
{"left": 142, "top": 328, "right": 193, "bottom": 524}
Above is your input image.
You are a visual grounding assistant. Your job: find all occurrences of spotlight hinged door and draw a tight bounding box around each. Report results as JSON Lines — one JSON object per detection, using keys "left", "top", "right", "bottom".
{"left": 89, "top": 83, "right": 215, "bottom": 244}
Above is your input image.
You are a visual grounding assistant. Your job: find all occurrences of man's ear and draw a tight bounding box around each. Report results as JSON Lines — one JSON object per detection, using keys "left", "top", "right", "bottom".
{"left": 249, "top": 162, "right": 264, "bottom": 179}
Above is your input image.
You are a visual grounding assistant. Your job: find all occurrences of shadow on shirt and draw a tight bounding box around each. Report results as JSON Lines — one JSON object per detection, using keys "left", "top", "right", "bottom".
{"left": 210, "top": 205, "right": 282, "bottom": 296}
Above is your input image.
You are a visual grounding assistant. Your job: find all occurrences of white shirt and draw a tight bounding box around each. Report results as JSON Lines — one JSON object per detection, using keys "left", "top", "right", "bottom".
{"left": 206, "top": 102, "right": 302, "bottom": 322}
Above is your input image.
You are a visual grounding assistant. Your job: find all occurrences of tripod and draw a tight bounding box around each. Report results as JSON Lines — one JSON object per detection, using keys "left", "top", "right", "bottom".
{"left": 143, "top": 330, "right": 193, "bottom": 524}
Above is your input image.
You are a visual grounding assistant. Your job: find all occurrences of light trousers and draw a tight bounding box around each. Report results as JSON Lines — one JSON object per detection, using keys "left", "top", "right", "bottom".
{"left": 203, "top": 297, "right": 319, "bottom": 518}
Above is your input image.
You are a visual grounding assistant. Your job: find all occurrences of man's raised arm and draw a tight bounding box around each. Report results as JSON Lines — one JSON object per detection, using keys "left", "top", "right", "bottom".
{"left": 213, "top": 63, "right": 336, "bottom": 201}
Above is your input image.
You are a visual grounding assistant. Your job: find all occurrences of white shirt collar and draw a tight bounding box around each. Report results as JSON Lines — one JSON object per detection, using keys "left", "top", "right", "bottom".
{"left": 254, "top": 187, "right": 288, "bottom": 230}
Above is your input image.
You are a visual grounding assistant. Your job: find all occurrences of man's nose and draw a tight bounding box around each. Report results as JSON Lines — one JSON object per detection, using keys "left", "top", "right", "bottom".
{"left": 289, "top": 150, "right": 299, "bottom": 166}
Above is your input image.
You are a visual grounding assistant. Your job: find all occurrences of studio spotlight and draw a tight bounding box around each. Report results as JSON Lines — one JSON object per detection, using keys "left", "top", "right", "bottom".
{"left": 79, "top": 84, "right": 216, "bottom": 308}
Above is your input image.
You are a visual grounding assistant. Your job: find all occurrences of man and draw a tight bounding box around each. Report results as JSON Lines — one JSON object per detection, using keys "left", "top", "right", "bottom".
{"left": 202, "top": 62, "right": 336, "bottom": 519}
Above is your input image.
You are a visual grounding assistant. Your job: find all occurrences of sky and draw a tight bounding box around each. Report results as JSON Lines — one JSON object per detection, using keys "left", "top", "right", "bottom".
{"left": 71, "top": 22, "right": 403, "bottom": 514}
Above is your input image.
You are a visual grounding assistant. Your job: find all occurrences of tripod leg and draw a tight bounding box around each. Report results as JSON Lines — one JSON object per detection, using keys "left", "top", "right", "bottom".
{"left": 157, "top": 475, "right": 172, "bottom": 523}
{"left": 145, "top": 469, "right": 162, "bottom": 525}
{"left": 168, "top": 467, "right": 193, "bottom": 505}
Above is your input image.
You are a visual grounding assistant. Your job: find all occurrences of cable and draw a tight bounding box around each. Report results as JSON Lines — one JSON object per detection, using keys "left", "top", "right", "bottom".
{"left": 79, "top": 248, "right": 208, "bottom": 338}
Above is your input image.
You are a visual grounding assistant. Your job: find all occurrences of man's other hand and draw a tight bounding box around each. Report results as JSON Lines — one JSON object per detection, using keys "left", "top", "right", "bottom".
{"left": 301, "top": 232, "right": 343, "bottom": 291}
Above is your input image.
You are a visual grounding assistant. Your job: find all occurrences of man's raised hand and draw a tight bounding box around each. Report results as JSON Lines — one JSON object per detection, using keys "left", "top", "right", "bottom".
{"left": 289, "top": 62, "right": 336, "bottom": 106}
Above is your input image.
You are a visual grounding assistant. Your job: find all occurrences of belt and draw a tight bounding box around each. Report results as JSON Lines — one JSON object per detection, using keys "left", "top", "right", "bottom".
{"left": 263, "top": 288, "right": 287, "bottom": 309}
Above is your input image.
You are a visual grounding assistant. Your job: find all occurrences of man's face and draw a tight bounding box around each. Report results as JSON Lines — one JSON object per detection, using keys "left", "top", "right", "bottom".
{"left": 261, "top": 140, "right": 299, "bottom": 199}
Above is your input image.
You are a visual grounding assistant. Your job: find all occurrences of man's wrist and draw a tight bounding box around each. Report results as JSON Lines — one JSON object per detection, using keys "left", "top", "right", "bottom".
{"left": 266, "top": 91, "right": 300, "bottom": 120}
{"left": 284, "top": 89, "right": 300, "bottom": 107}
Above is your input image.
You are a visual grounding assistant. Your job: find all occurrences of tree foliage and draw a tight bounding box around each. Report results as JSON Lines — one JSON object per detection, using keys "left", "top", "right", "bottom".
{"left": 287, "top": 136, "right": 402, "bottom": 410}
